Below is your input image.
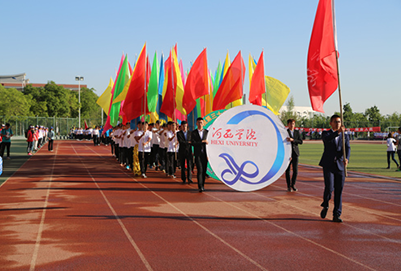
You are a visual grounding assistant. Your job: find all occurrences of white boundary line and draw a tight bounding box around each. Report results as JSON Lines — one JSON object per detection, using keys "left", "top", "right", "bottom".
{"left": 84, "top": 144, "right": 268, "bottom": 270}
{"left": 71, "top": 143, "right": 153, "bottom": 271}
{"left": 29, "top": 142, "right": 58, "bottom": 271}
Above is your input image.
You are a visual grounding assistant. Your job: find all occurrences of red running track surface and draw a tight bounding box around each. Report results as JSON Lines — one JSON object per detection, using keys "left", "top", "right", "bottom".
{"left": 0, "top": 140, "right": 400, "bottom": 270}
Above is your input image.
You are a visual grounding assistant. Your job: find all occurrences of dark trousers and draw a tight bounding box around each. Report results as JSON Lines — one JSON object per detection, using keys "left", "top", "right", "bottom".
{"left": 121, "top": 147, "right": 127, "bottom": 165}
{"left": 38, "top": 138, "right": 43, "bottom": 147}
{"left": 195, "top": 154, "right": 207, "bottom": 190}
{"left": 127, "top": 147, "right": 133, "bottom": 169}
{"left": 93, "top": 135, "right": 98, "bottom": 146}
{"left": 398, "top": 150, "right": 401, "bottom": 166}
{"left": 387, "top": 151, "right": 399, "bottom": 168}
{"left": 48, "top": 139, "right": 53, "bottom": 151}
{"left": 179, "top": 151, "right": 192, "bottom": 182}
{"left": 321, "top": 166, "right": 345, "bottom": 217}
{"left": 151, "top": 144, "right": 160, "bottom": 167}
{"left": 0, "top": 142, "right": 11, "bottom": 158}
{"left": 285, "top": 153, "right": 299, "bottom": 187}
{"left": 159, "top": 148, "right": 166, "bottom": 170}
{"left": 111, "top": 141, "right": 115, "bottom": 155}
{"left": 138, "top": 152, "right": 150, "bottom": 174}
{"left": 115, "top": 144, "right": 119, "bottom": 161}
{"left": 27, "top": 141, "right": 33, "bottom": 153}
{"left": 166, "top": 152, "right": 176, "bottom": 175}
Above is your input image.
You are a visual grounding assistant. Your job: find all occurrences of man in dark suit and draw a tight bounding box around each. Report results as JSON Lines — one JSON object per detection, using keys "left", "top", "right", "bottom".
{"left": 319, "top": 115, "right": 351, "bottom": 223}
{"left": 177, "top": 121, "right": 193, "bottom": 184}
{"left": 190, "top": 117, "right": 208, "bottom": 192}
{"left": 286, "top": 119, "right": 303, "bottom": 192}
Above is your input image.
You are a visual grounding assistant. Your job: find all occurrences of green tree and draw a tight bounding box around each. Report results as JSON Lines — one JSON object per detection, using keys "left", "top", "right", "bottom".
{"left": 280, "top": 95, "right": 298, "bottom": 123}
{"left": 364, "top": 105, "right": 382, "bottom": 126}
{"left": 0, "top": 86, "right": 32, "bottom": 117}
{"left": 24, "top": 84, "right": 48, "bottom": 116}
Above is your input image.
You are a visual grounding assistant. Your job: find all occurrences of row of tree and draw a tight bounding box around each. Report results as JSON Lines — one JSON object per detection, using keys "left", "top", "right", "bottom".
{"left": 0, "top": 82, "right": 102, "bottom": 120}
{"left": 280, "top": 96, "right": 401, "bottom": 131}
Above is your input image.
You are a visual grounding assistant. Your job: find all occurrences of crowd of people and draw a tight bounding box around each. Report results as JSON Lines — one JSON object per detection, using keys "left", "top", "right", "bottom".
{"left": 25, "top": 125, "right": 55, "bottom": 155}
{"left": 104, "top": 117, "right": 209, "bottom": 192}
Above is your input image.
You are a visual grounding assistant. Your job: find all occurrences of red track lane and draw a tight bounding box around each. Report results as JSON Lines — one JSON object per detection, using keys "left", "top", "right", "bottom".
{"left": 0, "top": 140, "right": 400, "bottom": 270}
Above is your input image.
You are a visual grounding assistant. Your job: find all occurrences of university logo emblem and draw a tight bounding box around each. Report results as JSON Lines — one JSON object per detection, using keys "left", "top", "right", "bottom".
{"left": 206, "top": 105, "right": 291, "bottom": 191}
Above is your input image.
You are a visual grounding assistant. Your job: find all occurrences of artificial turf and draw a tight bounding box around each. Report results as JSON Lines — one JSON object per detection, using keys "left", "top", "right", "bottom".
{"left": 299, "top": 142, "right": 401, "bottom": 179}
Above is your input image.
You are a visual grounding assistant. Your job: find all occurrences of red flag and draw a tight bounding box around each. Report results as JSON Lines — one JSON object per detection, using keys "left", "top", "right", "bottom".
{"left": 249, "top": 51, "right": 266, "bottom": 106}
{"left": 84, "top": 120, "right": 88, "bottom": 130}
{"left": 122, "top": 45, "right": 150, "bottom": 121}
{"left": 183, "top": 48, "right": 209, "bottom": 113}
{"left": 307, "top": 0, "right": 338, "bottom": 113}
{"left": 213, "top": 51, "right": 245, "bottom": 111}
{"left": 160, "top": 50, "right": 176, "bottom": 118}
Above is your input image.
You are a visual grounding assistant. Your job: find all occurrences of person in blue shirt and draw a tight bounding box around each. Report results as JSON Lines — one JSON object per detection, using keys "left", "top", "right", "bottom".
{"left": 1, "top": 123, "right": 14, "bottom": 159}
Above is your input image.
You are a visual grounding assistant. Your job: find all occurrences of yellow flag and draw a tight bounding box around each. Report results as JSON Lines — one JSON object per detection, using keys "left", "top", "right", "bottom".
{"left": 172, "top": 49, "right": 187, "bottom": 115}
{"left": 96, "top": 77, "right": 114, "bottom": 115}
{"left": 264, "top": 76, "right": 290, "bottom": 115}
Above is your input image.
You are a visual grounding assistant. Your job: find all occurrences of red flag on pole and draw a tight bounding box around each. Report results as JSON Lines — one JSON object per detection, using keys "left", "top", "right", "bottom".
{"left": 249, "top": 51, "right": 266, "bottom": 106}
{"left": 213, "top": 51, "right": 245, "bottom": 111}
{"left": 307, "top": 0, "right": 338, "bottom": 113}
{"left": 84, "top": 120, "right": 88, "bottom": 130}
{"left": 183, "top": 48, "right": 209, "bottom": 113}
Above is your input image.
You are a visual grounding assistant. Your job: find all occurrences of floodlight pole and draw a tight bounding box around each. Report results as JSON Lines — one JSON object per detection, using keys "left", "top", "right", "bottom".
{"left": 75, "top": 76, "right": 84, "bottom": 128}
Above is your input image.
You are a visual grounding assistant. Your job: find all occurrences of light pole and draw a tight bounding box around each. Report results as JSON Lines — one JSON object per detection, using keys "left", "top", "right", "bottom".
{"left": 75, "top": 76, "right": 84, "bottom": 128}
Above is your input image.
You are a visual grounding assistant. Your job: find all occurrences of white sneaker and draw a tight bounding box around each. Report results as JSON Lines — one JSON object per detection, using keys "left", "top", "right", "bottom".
{"left": 142, "top": 174, "right": 147, "bottom": 178}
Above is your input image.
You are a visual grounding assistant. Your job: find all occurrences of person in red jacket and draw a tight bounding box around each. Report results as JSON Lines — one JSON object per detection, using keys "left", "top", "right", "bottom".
{"left": 26, "top": 126, "right": 35, "bottom": 155}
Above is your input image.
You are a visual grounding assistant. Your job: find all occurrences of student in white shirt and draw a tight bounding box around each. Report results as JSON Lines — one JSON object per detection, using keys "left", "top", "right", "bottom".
{"left": 386, "top": 132, "right": 399, "bottom": 169}
{"left": 166, "top": 121, "right": 178, "bottom": 178}
{"left": 150, "top": 122, "right": 161, "bottom": 170}
{"left": 158, "top": 123, "right": 167, "bottom": 172}
{"left": 135, "top": 122, "right": 153, "bottom": 178}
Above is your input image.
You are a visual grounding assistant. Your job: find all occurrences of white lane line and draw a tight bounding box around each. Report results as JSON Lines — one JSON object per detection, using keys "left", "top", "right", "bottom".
{"left": 71, "top": 143, "right": 153, "bottom": 271}
{"left": 253, "top": 184, "right": 401, "bottom": 244}
{"left": 29, "top": 142, "right": 58, "bottom": 271}
{"left": 85, "top": 144, "right": 268, "bottom": 271}
{"left": 203, "top": 192, "right": 376, "bottom": 271}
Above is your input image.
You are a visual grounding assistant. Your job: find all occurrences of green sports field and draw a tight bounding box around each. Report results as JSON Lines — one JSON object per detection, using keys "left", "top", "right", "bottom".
{"left": 299, "top": 142, "right": 401, "bottom": 179}
{"left": 0, "top": 140, "right": 31, "bottom": 186}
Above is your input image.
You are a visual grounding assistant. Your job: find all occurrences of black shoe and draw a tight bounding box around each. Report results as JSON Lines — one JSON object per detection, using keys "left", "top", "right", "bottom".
{"left": 386, "top": 166, "right": 390, "bottom": 169}
{"left": 287, "top": 187, "right": 292, "bottom": 192}
{"left": 182, "top": 180, "right": 186, "bottom": 184}
{"left": 291, "top": 185, "right": 298, "bottom": 192}
{"left": 333, "top": 216, "right": 343, "bottom": 223}
{"left": 188, "top": 179, "right": 193, "bottom": 184}
{"left": 320, "top": 207, "right": 328, "bottom": 219}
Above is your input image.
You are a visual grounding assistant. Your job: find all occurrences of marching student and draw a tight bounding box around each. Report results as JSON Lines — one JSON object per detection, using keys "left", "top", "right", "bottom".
{"left": 151, "top": 120, "right": 161, "bottom": 170}
{"left": 135, "top": 122, "right": 152, "bottom": 178}
{"left": 47, "top": 127, "right": 55, "bottom": 152}
{"left": 158, "top": 123, "right": 167, "bottom": 173}
{"left": 177, "top": 121, "right": 193, "bottom": 184}
{"left": 191, "top": 117, "right": 209, "bottom": 192}
{"left": 166, "top": 122, "right": 178, "bottom": 178}
{"left": 93, "top": 126, "right": 100, "bottom": 146}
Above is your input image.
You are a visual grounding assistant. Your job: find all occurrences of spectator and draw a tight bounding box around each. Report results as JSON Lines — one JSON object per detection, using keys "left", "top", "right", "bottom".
{"left": 47, "top": 127, "right": 55, "bottom": 152}
{"left": 0, "top": 123, "right": 14, "bottom": 159}
{"left": 386, "top": 132, "right": 399, "bottom": 169}
{"left": 26, "top": 125, "right": 35, "bottom": 155}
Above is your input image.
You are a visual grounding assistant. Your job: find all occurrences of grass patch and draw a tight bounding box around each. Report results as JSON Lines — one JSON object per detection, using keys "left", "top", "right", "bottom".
{"left": 1, "top": 139, "right": 31, "bottom": 186}
{"left": 299, "top": 142, "right": 401, "bottom": 179}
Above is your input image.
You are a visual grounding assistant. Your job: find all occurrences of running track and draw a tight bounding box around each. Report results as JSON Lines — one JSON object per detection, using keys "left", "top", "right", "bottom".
{"left": 0, "top": 140, "right": 400, "bottom": 270}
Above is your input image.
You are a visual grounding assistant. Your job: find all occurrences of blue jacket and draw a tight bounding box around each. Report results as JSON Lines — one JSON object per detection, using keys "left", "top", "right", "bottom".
{"left": 319, "top": 130, "right": 351, "bottom": 171}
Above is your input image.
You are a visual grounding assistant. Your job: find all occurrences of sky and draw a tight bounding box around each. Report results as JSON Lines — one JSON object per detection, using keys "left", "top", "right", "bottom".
{"left": 1, "top": 0, "right": 400, "bottom": 116}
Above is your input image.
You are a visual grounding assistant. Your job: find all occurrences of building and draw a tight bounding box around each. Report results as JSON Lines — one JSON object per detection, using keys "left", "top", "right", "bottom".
{"left": 279, "top": 105, "right": 317, "bottom": 118}
{"left": 0, "top": 73, "right": 87, "bottom": 91}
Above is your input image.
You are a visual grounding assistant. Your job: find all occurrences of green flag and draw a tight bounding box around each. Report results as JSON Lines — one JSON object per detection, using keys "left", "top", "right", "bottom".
{"left": 213, "top": 61, "right": 222, "bottom": 97}
{"left": 147, "top": 51, "right": 159, "bottom": 113}
{"left": 109, "top": 55, "right": 130, "bottom": 126}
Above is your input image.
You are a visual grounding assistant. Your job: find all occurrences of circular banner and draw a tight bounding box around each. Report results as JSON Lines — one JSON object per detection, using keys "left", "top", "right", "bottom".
{"left": 203, "top": 110, "right": 225, "bottom": 180}
{"left": 206, "top": 105, "right": 292, "bottom": 192}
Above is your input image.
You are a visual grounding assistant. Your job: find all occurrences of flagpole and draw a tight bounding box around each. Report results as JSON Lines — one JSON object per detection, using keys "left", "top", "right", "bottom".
{"left": 171, "top": 49, "right": 177, "bottom": 162}
{"left": 332, "top": 0, "right": 347, "bottom": 177}
{"left": 263, "top": 50, "right": 268, "bottom": 108}
{"left": 143, "top": 47, "right": 147, "bottom": 161}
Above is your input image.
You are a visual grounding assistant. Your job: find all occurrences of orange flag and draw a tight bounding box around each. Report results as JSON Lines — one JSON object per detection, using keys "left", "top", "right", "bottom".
{"left": 122, "top": 44, "right": 150, "bottom": 121}
{"left": 183, "top": 48, "right": 209, "bottom": 113}
{"left": 249, "top": 51, "right": 266, "bottom": 106}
